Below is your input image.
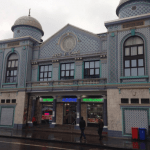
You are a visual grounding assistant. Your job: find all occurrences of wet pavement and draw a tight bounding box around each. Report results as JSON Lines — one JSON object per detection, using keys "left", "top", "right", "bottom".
{"left": 0, "top": 137, "right": 112, "bottom": 150}
{"left": 0, "top": 129, "right": 149, "bottom": 150}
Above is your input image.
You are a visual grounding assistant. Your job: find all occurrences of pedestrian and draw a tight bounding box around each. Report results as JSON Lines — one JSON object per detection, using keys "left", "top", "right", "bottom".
{"left": 32, "top": 116, "right": 37, "bottom": 126}
{"left": 98, "top": 118, "right": 104, "bottom": 140}
{"left": 79, "top": 117, "right": 86, "bottom": 140}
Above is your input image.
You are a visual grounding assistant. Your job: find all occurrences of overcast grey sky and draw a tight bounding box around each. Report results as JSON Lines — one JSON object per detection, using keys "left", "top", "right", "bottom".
{"left": 0, "top": 0, "right": 119, "bottom": 41}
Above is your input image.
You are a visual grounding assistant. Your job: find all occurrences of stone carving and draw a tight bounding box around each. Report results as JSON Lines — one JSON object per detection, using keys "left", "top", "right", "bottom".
{"left": 60, "top": 34, "right": 76, "bottom": 52}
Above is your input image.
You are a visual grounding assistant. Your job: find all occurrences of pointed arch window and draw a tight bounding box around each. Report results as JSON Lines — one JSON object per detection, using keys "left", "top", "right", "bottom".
{"left": 6, "top": 54, "right": 18, "bottom": 83}
{"left": 124, "top": 36, "right": 145, "bottom": 76}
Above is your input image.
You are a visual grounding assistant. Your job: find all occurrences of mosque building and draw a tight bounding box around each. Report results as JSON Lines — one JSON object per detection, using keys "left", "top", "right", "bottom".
{"left": 0, "top": 0, "right": 150, "bottom": 138}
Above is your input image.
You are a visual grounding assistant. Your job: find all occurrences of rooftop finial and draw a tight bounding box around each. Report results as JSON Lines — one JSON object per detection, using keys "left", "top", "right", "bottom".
{"left": 28, "top": 8, "right": 31, "bottom": 16}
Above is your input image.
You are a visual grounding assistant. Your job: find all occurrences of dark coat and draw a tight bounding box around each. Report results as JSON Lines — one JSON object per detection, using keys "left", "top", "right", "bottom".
{"left": 79, "top": 117, "right": 86, "bottom": 129}
{"left": 98, "top": 119, "right": 104, "bottom": 129}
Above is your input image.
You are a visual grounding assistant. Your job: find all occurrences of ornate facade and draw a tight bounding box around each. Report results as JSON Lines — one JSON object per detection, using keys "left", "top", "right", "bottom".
{"left": 0, "top": 0, "right": 150, "bottom": 138}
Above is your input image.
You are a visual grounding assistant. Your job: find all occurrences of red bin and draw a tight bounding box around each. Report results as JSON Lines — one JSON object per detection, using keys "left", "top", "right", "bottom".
{"left": 132, "top": 142, "right": 139, "bottom": 149}
{"left": 132, "top": 127, "right": 138, "bottom": 140}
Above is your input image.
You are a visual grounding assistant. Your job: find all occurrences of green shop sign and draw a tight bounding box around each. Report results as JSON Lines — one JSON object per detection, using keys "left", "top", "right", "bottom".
{"left": 82, "top": 98, "right": 104, "bottom": 102}
{"left": 43, "top": 98, "right": 54, "bottom": 102}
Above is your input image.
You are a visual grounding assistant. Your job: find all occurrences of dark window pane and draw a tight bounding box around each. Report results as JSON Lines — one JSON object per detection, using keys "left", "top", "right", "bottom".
{"left": 85, "top": 69, "right": 89, "bottom": 75}
{"left": 10, "top": 77, "right": 13, "bottom": 83}
{"left": 131, "top": 99, "right": 139, "bottom": 103}
{"left": 125, "top": 48, "right": 130, "bottom": 56}
{"left": 40, "top": 78, "right": 43, "bottom": 81}
{"left": 138, "top": 59, "right": 144, "bottom": 67}
{"left": 12, "top": 99, "right": 16, "bottom": 103}
{"left": 125, "top": 60, "right": 130, "bottom": 67}
{"left": 131, "top": 60, "right": 136, "bottom": 67}
{"left": 6, "top": 77, "right": 10, "bottom": 83}
{"left": 121, "top": 99, "right": 128, "bottom": 103}
{"left": 1, "top": 99, "right": 5, "bottom": 103}
{"left": 45, "top": 66, "right": 48, "bottom": 71}
{"left": 6, "top": 99, "right": 10, "bottom": 103}
{"left": 138, "top": 68, "right": 144, "bottom": 76}
{"left": 131, "top": 68, "right": 137, "bottom": 76}
{"left": 131, "top": 47, "right": 137, "bottom": 56}
{"left": 95, "top": 61, "right": 99, "bottom": 68}
{"left": 90, "top": 62, "right": 94, "bottom": 68}
{"left": 85, "top": 62, "right": 89, "bottom": 68}
{"left": 14, "top": 77, "right": 17, "bottom": 82}
{"left": 141, "top": 99, "right": 149, "bottom": 104}
{"left": 125, "top": 69, "right": 130, "bottom": 76}
{"left": 41, "top": 66, "right": 44, "bottom": 72}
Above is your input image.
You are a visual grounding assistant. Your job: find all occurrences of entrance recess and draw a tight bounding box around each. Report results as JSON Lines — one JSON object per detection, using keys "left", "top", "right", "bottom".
{"left": 63, "top": 103, "right": 76, "bottom": 124}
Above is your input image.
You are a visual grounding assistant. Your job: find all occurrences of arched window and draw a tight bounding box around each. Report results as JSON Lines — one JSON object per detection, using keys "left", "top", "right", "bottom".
{"left": 124, "top": 36, "right": 145, "bottom": 76}
{"left": 6, "top": 53, "right": 18, "bottom": 83}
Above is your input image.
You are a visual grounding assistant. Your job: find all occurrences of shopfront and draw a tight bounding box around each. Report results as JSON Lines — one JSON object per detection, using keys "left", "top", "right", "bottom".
{"left": 82, "top": 98, "right": 104, "bottom": 127}
{"left": 57, "top": 97, "right": 77, "bottom": 125}
{"left": 40, "top": 98, "right": 54, "bottom": 125}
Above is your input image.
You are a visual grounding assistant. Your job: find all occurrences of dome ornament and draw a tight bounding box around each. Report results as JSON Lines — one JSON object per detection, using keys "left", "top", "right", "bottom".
{"left": 28, "top": 8, "right": 31, "bottom": 17}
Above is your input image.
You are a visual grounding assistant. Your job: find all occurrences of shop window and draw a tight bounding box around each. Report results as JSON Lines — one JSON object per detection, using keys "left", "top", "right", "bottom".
{"left": 40, "top": 65, "right": 52, "bottom": 81}
{"left": 141, "top": 99, "right": 149, "bottom": 104}
{"left": 12, "top": 99, "right": 16, "bottom": 103}
{"left": 6, "top": 99, "right": 10, "bottom": 103}
{"left": 124, "top": 36, "right": 145, "bottom": 76}
{"left": 6, "top": 53, "right": 18, "bottom": 83}
{"left": 87, "top": 104, "right": 103, "bottom": 127}
{"left": 121, "top": 98, "right": 129, "bottom": 103}
{"left": 60, "top": 63, "right": 74, "bottom": 80}
{"left": 131, "top": 99, "right": 139, "bottom": 104}
{"left": 1, "top": 99, "right": 5, "bottom": 103}
{"left": 84, "top": 61, "right": 100, "bottom": 78}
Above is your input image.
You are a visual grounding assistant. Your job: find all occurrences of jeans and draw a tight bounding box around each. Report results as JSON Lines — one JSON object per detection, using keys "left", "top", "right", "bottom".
{"left": 98, "top": 128, "right": 103, "bottom": 139}
{"left": 80, "top": 128, "right": 86, "bottom": 139}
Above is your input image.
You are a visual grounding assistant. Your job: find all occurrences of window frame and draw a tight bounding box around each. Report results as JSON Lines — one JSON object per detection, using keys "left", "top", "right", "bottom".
{"left": 124, "top": 36, "right": 145, "bottom": 77}
{"left": 60, "top": 63, "right": 74, "bottom": 80}
{"left": 6, "top": 59, "right": 18, "bottom": 83}
{"left": 39, "top": 65, "right": 52, "bottom": 81}
{"left": 84, "top": 60, "right": 100, "bottom": 79}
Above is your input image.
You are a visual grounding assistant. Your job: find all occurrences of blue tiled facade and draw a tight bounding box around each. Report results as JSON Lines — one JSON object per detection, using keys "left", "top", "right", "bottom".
{"left": 0, "top": 0, "right": 150, "bottom": 138}
{"left": 14, "top": 26, "right": 42, "bottom": 41}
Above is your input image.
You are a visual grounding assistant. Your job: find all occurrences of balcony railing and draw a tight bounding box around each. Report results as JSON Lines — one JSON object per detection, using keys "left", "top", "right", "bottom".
{"left": 26, "top": 78, "right": 107, "bottom": 88}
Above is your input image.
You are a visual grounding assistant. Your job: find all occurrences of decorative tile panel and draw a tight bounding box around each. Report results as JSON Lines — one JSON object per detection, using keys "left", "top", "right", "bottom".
{"left": 124, "top": 109, "right": 148, "bottom": 134}
{"left": 119, "top": 2, "right": 150, "bottom": 18}
{"left": 14, "top": 26, "right": 42, "bottom": 41}
{"left": 39, "top": 25, "right": 101, "bottom": 59}
{"left": 108, "top": 34, "right": 118, "bottom": 83}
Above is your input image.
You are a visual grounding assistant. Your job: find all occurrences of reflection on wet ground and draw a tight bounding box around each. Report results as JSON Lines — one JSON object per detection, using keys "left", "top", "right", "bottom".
{"left": 0, "top": 129, "right": 149, "bottom": 150}
{"left": 0, "top": 137, "right": 113, "bottom": 150}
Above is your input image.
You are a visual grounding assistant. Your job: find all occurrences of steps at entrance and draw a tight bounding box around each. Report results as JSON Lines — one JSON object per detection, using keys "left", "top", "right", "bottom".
{"left": 27, "top": 124, "right": 107, "bottom": 136}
